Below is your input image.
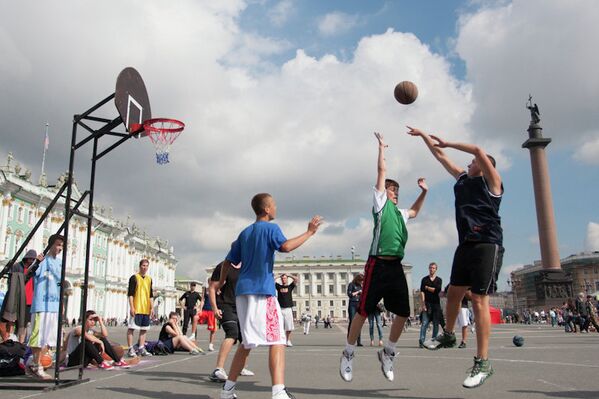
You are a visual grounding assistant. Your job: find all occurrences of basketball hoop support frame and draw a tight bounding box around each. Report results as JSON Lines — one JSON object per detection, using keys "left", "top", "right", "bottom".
{"left": 0, "top": 92, "right": 136, "bottom": 391}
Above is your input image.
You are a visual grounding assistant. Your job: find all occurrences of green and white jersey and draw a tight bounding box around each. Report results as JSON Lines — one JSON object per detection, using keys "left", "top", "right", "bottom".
{"left": 369, "top": 188, "right": 409, "bottom": 258}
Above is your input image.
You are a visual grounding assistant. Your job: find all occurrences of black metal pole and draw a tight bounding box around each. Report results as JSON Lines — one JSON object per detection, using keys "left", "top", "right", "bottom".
{"left": 53, "top": 119, "right": 78, "bottom": 384}
{"left": 77, "top": 136, "right": 97, "bottom": 378}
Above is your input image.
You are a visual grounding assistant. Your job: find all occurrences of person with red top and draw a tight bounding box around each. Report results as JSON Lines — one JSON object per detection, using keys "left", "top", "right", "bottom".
{"left": 0, "top": 249, "right": 41, "bottom": 343}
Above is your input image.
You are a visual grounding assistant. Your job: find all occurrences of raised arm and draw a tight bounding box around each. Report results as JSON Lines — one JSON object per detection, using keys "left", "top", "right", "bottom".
{"left": 436, "top": 140, "right": 502, "bottom": 196}
{"left": 374, "top": 132, "right": 387, "bottom": 192}
{"left": 279, "top": 216, "right": 323, "bottom": 253}
{"left": 408, "top": 178, "right": 428, "bottom": 218}
{"left": 407, "top": 126, "right": 464, "bottom": 179}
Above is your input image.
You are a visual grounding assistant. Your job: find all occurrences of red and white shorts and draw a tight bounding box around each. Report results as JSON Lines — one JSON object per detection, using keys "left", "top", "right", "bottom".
{"left": 236, "top": 295, "right": 286, "bottom": 349}
{"left": 196, "top": 310, "right": 216, "bottom": 332}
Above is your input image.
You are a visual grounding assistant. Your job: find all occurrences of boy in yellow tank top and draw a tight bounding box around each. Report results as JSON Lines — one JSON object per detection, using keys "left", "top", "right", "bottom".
{"left": 126, "top": 259, "right": 154, "bottom": 357}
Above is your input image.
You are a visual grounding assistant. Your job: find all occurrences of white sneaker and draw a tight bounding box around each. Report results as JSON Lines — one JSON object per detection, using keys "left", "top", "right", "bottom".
{"left": 463, "top": 357, "right": 493, "bottom": 388}
{"left": 29, "top": 365, "right": 51, "bottom": 380}
{"left": 208, "top": 343, "right": 215, "bottom": 351}
{"left": 220, "top": 386, "right": 237, "bottom": 399}
{"left": 187, "top": 334, "right": 195, "bottom": 340}
{"left": 377, "top": 348, "right": 395, "bottom": 381}
{"left": 210, "top": 368, "right": 228, "bottom": 382}
{"left": 240, "top": 367, "right": 255, "bottom": 376}
{"left": 286, "top": 341, "right": 293, "bottom": 347}
{"left": 127, "top": 347, "right": 138, "bottom": 358}
{"left": 339, "top": 350, "right": 354, "bottom": 382}
{"left": 272, "top": 388, "right": 296, "bottom": 399}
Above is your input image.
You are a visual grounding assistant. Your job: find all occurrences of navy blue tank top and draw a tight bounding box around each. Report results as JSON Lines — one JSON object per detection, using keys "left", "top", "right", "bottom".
{"left": 454, "top": 173, "right": 503, "bottom": 245}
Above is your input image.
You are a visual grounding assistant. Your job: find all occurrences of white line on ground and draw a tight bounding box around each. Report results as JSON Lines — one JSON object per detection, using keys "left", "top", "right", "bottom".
{"left": 537, "top": 378, "right": 577, "bottom": 391}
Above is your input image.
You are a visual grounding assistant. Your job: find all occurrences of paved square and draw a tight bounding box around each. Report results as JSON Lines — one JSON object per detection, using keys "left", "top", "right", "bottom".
{"left": 3, "top": 323, "right": 598, "bottom": 399}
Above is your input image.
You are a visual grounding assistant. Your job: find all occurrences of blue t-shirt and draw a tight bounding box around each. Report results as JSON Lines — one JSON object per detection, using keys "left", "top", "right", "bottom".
{"left": 226, "top": 221, "right": 287, "bottom": 296}
{"left": 31, "top": 255, "right": 62, "bottom": 313}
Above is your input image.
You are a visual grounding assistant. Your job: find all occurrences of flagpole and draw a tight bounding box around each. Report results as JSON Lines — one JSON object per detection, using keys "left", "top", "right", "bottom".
{"left": 39, "top": 123, "right": 49, "bottom": 185}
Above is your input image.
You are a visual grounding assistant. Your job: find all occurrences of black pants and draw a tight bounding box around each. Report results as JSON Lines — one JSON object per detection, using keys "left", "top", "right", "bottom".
{"left": 68, "top": 337, "right": 119, "bottom": 367}
{"left": 182, "top": 308, "right": 196, "bottom": 335}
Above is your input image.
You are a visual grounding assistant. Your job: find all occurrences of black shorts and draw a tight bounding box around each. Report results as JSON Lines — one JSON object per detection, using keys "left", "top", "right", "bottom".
{"left": 450, "top": 242, "right": 504, "bottom": 295}
{"left": 220, "top": 303, "right": 242, "bottom": 343}
{"left": 358, "top": 256, "right": 410, "bottom": 318}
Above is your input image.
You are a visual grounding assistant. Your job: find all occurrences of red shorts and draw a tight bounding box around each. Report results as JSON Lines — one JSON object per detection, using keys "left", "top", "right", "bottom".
{"left": 196, "top": 310, "right": 216, "bottom": 332}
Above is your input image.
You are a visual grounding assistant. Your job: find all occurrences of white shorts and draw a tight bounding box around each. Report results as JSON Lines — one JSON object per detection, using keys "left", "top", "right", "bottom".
{"left": 29, "top": 312, "right": 58, "bottom": 348}
{"left": 457, "top": 308, "right": 471, "bottom": 328}
{"left": 281, "top": 307, "right": 295, "bottom": 332}
{"left": 236, "top": 295, "right": 286, "bottom": 349}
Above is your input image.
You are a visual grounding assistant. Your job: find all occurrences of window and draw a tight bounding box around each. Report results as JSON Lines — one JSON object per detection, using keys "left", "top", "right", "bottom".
{"left": 342, "top": 300, "right": 346, "bottom": 306}
{"left": 292, "top": 301, "right": 296, "bottom": 307}
{"left": 341, "top": 284, "right": 346, "bottom": 293}
{"left": 28, "top": 210, "right": 34, "bottom": 225}
{"left": 342, "top": 310, "right": 347, "bottom": 318}
{"left": 303, "top": 273, "right": 310, "bottom": 280}
{"left": 317, "top": 285, "right": 322, "bottom": 294}
{"left": 318, "top": 310, "right": 322, "bottom": 317}
{"left": 317, "top": 300, "right": 321, "bottom": 307}
{"left": 329, "top": 300, "right": 334, "bottom": 306}
{"left": 304, "top": 285, "right": 310, "bottom": 294}
{"left": 14, "top": 234, "right": 22, "bottom": 256}
{"left": 329, "top": 284, "right": 334, "bottom": 294}
{"left": 17, "top": 207, "right": 24, "bottom": 223}
{"left": 327, "top": 273, "right": 335, "bottom": 280}
{"left": 340, "top": 272, "right": 347, "bottom": 280}
{"left": 305, "top": 300, "right": 309, "bottom": 307}
{"left": 315, "top": 273, "right": 322, "bottom": 280}
{"left": 3, "top": 233, "right": 10, "bottom": 254}
{"left": 8, "top": 204, "right": 13, "bottom": 220}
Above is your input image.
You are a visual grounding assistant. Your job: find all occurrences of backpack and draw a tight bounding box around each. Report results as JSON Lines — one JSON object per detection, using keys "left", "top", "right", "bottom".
{"left": 0, "top": 340, "right": 26, "bottom": 377}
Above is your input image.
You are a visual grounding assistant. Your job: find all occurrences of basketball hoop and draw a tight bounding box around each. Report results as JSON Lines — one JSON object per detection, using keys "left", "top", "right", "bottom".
{"left": 142, "top": 118, "right": 185, "bottom": 165}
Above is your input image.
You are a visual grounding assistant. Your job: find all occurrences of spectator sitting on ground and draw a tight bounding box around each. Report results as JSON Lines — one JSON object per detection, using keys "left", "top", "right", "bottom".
{"left": 65, "top": 310, "right": 129, "bottom": 369}
{"left": 159, "top": 312, "right": 203, "bottom": 355}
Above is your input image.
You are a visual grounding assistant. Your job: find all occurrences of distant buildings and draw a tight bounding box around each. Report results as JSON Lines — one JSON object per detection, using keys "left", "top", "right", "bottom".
{"left": 0, "top": 152, "right": 178, "bottom": 321}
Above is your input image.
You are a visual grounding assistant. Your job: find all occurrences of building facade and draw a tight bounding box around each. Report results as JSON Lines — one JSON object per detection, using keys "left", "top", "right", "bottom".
{"left": 510, "top": 251, "right": 599, "bottom": 311}
{"left": 0, "top": 152, "right": 178, "bottom": 322}
{"left": 206, "top": 256, "right": 414, "bottom": 320}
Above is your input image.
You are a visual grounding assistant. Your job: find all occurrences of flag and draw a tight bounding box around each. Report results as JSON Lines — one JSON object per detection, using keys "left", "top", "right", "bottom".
{"left": 43, "top": 128, "right": 49, "bottom": 150}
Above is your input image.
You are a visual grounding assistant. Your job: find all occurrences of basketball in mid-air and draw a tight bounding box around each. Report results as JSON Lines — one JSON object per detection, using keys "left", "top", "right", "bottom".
{"left": 513, "top": 335, "right": 524, "bottom": 347}
{"left": 394, "top": 81, "right": 418, "bottom": 104}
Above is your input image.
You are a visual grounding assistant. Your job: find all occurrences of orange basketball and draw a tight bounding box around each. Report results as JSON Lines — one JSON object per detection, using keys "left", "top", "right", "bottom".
{"left": 394, "top": 81, "right": 418, "bottom": 105}
{"left": 40, "top": 353, "right": 53, "bottom": 369}
{"left": 101, "top": 351, "right": 111, "bottom": 361}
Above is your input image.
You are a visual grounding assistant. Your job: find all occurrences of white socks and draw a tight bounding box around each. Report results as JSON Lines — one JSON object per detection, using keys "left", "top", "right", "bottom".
{"left": 384, "top": 339, "right": 397, "bottom": 355}
{"left": 223, "top": 380, "right": 236, "bottom": 390}
{"left": 344, "top": 341, "right": 356, "bottom": 355}
{"left": 272, "top": 384, "right": 285, "bottom": 395}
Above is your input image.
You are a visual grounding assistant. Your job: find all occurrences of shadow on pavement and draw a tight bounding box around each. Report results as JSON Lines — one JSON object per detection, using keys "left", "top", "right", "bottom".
{"left": 510, "top": 390, "right": 599, "bottom": 399}
{"left": 97, "top": 387, "right": 211, "bottom": 399}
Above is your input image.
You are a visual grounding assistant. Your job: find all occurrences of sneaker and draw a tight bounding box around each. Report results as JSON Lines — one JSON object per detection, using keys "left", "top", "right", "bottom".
{"left": 377, "top": 348, "right": 395, "bottom": 381}
{"left": 190, "top": 349, "right": 201, "bottom": 355}
{"left": 418, "top": 340, "right": 425, "bottom": 348}
{"left": 27, "top": 364, "right": 51, "bottom": 380}
{"left": 463, "top": 357, "right": 494, "bottom": 388}
{"left": 187, "top": 334, "right": 195, "bottom": 340}
{"left": 272, "top": 387, "right": 296, "bottom": 399}
{"left": 458, "top": 341, "right": 467, "bottom": 349}
{"left": 208, "top": 343, "right": 215, "bottom": 352}
{"left": 424, "top": 331, "right": 456, "bottom": 350}
{"left": 220, "top": 386, "right": 237, "bottom": 399}
{"left": 113, "top": 360, "right": 130, "bottom": 369}
{"left": 210, "top": 368, "right": 228, "bottom": 382}
{"left": 286, "top": 341, "right": 293, "bottom": 347}
{"left": 127, "top": 347, "right": 138, "bottom": 358}
{"left": 98, "top": 361, "right": 114, "bottom": 370}
{"left": 339, "top": 350, "right": 354, "bottom": 382}
{"left": 240, "top": 367, "right": 255, "bottom": 376}
{"left": 138, "top": 346, "right": 153, "bottom": 357}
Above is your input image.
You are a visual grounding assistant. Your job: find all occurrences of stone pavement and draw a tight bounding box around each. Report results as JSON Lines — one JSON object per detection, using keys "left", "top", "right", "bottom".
{"left": 2, "top": 323, "right": 598, "bottom": 399}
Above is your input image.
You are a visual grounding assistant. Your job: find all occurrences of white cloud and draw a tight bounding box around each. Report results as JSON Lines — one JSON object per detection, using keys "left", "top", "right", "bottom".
{"left": 455, "top": 1, "right": 599, "bottom": 155}
{"left": 574, "top": 134, "right": 599, "bottom": 165}
{"left": 268, "top": 0, "right": 294, "bottom": 26}
{"left": 317, "top": 12, "right": 359, "bottom": 36}
{"left": 585, "top": 222, "right": 599, "bottom": 251}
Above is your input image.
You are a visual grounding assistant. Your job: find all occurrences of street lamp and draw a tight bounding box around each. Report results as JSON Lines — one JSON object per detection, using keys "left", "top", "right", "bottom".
{"left": 350, "top": 246, "right": 355, "bottom": 261}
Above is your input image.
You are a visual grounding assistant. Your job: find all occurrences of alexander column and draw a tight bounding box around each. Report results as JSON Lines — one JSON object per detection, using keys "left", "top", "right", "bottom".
{"left": 522, "top": 96, "right": 572, "bottom": 308}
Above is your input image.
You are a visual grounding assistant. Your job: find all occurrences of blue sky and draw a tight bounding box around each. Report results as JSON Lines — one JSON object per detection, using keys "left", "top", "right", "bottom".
{"left": 1, "top": 0, "right": 597, "bottom": 287}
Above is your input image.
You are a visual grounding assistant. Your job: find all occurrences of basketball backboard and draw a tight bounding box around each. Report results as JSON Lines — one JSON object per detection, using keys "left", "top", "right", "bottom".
{"left": 115, "top": 67, "right": 151, "bottom": 133}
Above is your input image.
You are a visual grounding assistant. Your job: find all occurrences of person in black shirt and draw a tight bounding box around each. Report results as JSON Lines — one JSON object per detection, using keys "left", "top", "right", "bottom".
{"left": 409, "top": 127, "right": 504, "bottom": 388}
{"left": 347, "top": 274, "right": 364, "bottom": 346}
{"left": 208, "top": 262, "right": 254, "bottom": 382}
{"left": 159, "top": 312, "right": 202, "bottom": 354}
{"left": 418, "top": 262, "right": 442, "bottom": 347}
{"left": 275, "top": 274, "right": 298, "bottom": 346}
{"left": 179, "top": 283, "right": 201, "bottom": 336}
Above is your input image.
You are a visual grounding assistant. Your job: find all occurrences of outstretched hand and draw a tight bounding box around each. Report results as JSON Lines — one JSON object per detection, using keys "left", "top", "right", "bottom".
{"left": 308, "top": 216, "right": 324, "bottom": 234}
{"left": 374, "top": 132, "right": 387, "bottom": 148}
{"left": 430, "top": 134, "right": 449, "bottom": 148}
{"left": 417, "top": 178, "right": 428, "bottom": 191}
{"left": 406, "top": 126, "right": 423, "bottom": 137}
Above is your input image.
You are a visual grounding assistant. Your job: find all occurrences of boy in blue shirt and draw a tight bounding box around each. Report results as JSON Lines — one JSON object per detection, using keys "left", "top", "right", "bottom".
{"left": 217, "top": 193, "right": 322, "bottom": 399}
{"left": 27, "top": 234, "right": 64, "bottom": 380}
